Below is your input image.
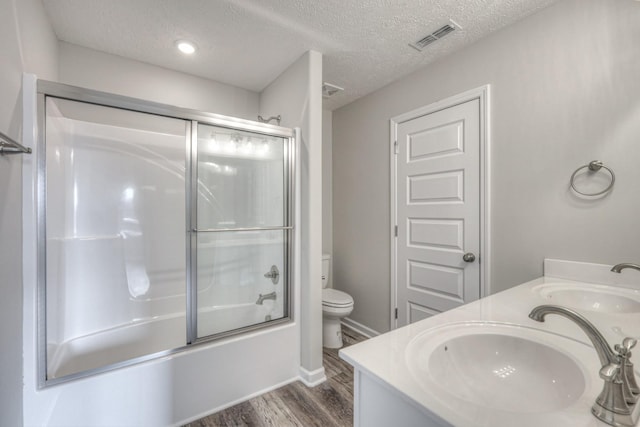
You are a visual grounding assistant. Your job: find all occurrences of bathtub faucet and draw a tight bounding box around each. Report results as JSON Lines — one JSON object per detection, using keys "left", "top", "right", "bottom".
{"left": 256, "top": 292, "right": 276, "bottom": 305}
{"left": 611, "top": 263, "right": 640, "bottom": 274}
{"left": 529, "top": 305, "right": 640, "bottom": 427}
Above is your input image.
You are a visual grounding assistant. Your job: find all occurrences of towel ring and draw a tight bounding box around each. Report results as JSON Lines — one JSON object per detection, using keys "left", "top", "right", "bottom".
{"left": 570, "top": 160, "right": 615, "bottom": 196}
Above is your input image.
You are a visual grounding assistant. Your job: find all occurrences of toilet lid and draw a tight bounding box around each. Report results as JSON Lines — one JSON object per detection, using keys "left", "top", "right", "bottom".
{"left": 322, "top": 288, "right": 354, "bottom": 307}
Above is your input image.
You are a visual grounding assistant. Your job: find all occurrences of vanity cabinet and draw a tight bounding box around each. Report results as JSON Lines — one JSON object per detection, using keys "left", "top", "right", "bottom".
{"left": 353, "top": 370, "right": 448, "bottom": 427}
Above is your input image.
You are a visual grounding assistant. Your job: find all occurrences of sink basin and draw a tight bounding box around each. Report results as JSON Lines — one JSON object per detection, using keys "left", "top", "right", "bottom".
{"left": 407, "top": 322, "right": 591, "bottom": 414}
{"left": 534, "top": 282, "right": 640, "bottom": 314}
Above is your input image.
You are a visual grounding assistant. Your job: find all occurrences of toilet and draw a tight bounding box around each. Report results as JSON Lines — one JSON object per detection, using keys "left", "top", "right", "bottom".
{"left": 322, "top": 254, "right": 354, "bottom": 349}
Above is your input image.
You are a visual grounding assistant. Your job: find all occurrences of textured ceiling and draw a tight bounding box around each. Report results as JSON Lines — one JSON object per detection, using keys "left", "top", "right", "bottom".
{"left": 42, "top": 0, "right": 559, "bottom": 110}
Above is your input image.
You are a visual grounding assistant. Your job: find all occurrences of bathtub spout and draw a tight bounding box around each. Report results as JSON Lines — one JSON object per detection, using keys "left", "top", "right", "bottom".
{"left": 256, "top": 292, "right": 276, "bottom": 305}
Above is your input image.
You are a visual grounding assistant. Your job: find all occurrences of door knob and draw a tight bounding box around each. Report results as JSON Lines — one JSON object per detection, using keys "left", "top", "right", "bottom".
{"left": 462, "top": 253, "right": 476, "bottom": 263}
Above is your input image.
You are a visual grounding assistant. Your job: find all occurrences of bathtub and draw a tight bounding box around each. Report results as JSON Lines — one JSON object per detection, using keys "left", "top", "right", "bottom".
{"left": 47, "top": 301, "right": 277, "bottom": 379}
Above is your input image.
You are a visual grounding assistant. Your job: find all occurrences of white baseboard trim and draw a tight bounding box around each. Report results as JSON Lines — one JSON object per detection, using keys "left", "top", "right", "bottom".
{"left": 174, "top": 375, "right": 299, "bottom": 426}
{"left": 298, "top": 366, "right": 327, "bottom": 387}
{"left": 341, "top": 317, "right": 380, "bottom": 338}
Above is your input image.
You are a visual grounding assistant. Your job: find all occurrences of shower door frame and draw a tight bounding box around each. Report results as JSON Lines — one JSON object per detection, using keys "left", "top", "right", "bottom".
{"left": 35, "top": 80, "right": 296, "bottom": 387}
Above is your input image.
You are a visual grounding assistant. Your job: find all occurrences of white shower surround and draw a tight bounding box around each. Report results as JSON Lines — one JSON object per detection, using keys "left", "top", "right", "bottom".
{"left": 43, "top": 107, "right": 287, "bottom": 379}
{"left": 21, "top": 74, "right": 303, "bottom": 426}
{"left": 43, "top": 110, "right": 188, "bottom": 364}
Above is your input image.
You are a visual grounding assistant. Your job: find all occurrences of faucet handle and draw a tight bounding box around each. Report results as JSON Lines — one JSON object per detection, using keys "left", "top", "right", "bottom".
{"left": 614, "top": 347, "right": 640, "bottom": 405}
{"left": 615, "top": 344, "right": 629, "bottom": 357}
{"left": 599, "top": 363, "right": 622, "bottom": 382}
{"left": 623, "top": 338, "right": 637, "bottom": 351}
{"left": 615, "top": 338, "right": 637, "bottom": 357}
{"left": 615, "top": 338, "right": 640, "bottom": 398}
{"left": 595, "top": 363, "right": 633, "bottom": 417}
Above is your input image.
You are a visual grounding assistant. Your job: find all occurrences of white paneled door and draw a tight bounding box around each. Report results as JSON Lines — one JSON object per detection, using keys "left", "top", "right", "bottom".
{"left": 395, "top": 98, "right": 481, "bottom": 327}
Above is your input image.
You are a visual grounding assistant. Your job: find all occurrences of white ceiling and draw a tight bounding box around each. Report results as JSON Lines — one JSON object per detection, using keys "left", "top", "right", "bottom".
{"left": 42, "top": 0, "right": 559, "bottom": 110}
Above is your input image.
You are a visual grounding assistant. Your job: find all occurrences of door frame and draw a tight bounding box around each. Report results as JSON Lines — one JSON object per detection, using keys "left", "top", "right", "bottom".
{"left": 389, "top": 85, "right": 491, "bottom": 330}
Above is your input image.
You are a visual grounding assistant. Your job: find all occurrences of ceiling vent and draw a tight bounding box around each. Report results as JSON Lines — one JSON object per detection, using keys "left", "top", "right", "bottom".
{"left": 322, "top": 82, "right": 344, "bottom": 98}
{"left": 410, "top": 20, "right": 461, "bottom": 51}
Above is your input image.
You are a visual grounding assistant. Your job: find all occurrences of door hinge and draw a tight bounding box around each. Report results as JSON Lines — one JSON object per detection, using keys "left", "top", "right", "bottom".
{"left": 394, "top": 140, "right": 398, "bottom": 154}
{"left": 394, "top": 225, "right": 398, "bottom": 237}
{"left": 394, "top": 308, "right": 398, "bottom": 319}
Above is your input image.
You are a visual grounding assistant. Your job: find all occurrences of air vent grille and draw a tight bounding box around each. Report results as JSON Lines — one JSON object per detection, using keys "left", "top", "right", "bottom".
{"left": 432, "top": 25, "right": 456, "bottom": 39}
{"left": 414, "top": 34, "right": 438, "bottom": 49}
{"left": 410, "top": 20, "right": 461, "bottom": 51}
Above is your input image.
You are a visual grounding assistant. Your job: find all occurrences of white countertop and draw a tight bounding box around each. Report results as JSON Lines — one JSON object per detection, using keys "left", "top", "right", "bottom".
{"left": 340, "top": 260, "right": 640, "bottom": 427}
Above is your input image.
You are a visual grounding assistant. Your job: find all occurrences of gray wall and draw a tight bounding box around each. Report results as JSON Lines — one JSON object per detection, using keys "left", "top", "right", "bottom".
{"left": 0, "top": 8, "right": 24, "bottom": 422}
{"left": 333, "top": 0, "right": 640, "bottom": 334}
{"left": 59, "top": 42, "right": 260, "bottom": 120}
{"left": 260, "top": 51, "right": 324, "bottom": 381}
{"left": 0, "top": 0, "right": 58, "bottom": 424}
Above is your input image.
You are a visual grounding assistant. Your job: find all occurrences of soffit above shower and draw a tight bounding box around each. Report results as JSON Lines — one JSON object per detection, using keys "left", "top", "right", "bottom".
{"left": 41, "top": 0, "right": 559, "bottom": 111}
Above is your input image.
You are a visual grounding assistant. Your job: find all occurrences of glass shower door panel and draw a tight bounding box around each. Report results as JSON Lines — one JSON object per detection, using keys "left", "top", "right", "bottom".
{"left": 196, "top": 230, "right": 287, "bottom": 338}
{"left": 196, "top": 124, "right": 286, "bottom": 230}
{"left": 195, "top": 123, "right": 290, "bottom": 340}
{"left": 45, "top": 97, "right": 188, "bottom": 379}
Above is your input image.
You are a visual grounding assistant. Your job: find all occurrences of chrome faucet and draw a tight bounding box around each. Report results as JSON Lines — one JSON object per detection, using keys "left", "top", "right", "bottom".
{"left": 529, "top": 305, "right": 617, "bottom": 366}
{"left": 611, "top": 263, "right": 640, "bottom": 274}
{"left": 529, "top": 305, "right": 640, "bottom": 427}
{"left": 255, "top": 291, "right": 277, "bottom": 305}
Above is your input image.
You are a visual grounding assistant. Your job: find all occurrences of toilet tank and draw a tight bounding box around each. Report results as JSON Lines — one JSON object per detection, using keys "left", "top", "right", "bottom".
{"left": 322, "top": 254, "right": 331, "bottom": 288}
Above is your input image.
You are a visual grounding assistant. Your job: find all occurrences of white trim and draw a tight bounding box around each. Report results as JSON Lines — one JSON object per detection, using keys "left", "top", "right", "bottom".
{"left": 389, "top": 112, "right": 398, "bottom": 330}
{"left": 480, "top": 86, "right": 492, "bottom": 298}
{"left": 341, "top": 317, "right": 380, "bottom": 338}
{"left": 22, "top": 73, "right": 39, "bottom": 410}
{"left": 298, "top": 366, "right": 327, "bottom": 387}
{"left": 389, "top": 85, "right": 491, "bottom": 330}
{"left": 353, "top": 370, "right": 362, "bottom": 427}
{"left": 173, "top": 375, "right": 300, "bottom": 426}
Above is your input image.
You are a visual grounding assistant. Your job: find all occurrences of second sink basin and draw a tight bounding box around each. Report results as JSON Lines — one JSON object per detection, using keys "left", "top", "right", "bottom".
{"left": 534, "top": 282, "right": 640, "bottom": 314}
{"left": 406, "top": 322, "right": 595, "bottom": 415}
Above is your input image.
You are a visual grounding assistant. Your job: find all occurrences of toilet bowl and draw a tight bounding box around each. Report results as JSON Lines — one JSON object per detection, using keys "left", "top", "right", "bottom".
{"left": 322, "top": 254, "right": 354, "bottom": 349}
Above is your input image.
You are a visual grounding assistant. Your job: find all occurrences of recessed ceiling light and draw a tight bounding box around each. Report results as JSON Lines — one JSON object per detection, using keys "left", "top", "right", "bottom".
{"left": 176, "top": 40, "right": 196, "bottom": 55}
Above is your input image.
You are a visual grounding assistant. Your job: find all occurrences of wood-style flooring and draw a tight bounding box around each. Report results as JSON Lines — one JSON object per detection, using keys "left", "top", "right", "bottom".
{"left": 184, "top": 327, "right": 367, "bottom": 427}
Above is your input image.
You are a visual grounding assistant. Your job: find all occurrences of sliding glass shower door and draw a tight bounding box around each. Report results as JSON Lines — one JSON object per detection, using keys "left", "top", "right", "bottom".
{"left": 39, "top": 80, "right": 294, "bottom": 385}
{"left": 193, "top": 124, "right": 292, "bottom": 340}
{"left": 44, "top": 97, "right": 189, "bottom": 379}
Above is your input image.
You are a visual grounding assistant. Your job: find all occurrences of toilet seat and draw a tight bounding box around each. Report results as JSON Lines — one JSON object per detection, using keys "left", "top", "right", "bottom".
{"left": 322, "top": 288, "right": 354, "bottom": 308}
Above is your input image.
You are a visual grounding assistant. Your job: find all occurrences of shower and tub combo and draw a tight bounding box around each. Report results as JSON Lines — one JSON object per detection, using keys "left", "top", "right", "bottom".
{"left": 36, "top": 81, "right": 296, "bottom": 383}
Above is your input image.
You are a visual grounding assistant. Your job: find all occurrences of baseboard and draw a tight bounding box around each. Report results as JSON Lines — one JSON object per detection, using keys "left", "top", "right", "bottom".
{"left": 174, "top": 375, "right": 300, "bottom": 426}
{"left": 298, "top": 365, "right": 327, "bottom": 387}
{"left": 175, "top": 366, "right": 327, "bottom": 425}
{"left": 341, "top": 317, "right": 380, "bottom": 338}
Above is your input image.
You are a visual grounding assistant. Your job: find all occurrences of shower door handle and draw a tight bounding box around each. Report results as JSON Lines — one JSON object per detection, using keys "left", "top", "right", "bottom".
{"left": 264, "top": 265, "right": 280, "bottom": 284}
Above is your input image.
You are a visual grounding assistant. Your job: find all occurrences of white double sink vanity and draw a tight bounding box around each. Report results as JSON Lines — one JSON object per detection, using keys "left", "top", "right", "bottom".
{"left": 340, "top": 259, "right": 640, "bottom": 427}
